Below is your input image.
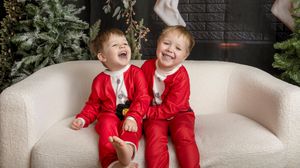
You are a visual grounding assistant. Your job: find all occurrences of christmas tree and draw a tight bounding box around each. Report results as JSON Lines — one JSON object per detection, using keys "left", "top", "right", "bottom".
{"left": 0, "top": 0, "right": 26, "bottom": 92}
{"left": 272, "top": 0, "right": 300, "bottom": 86}
{"left": 0, "top": 0, "right": 97, "bottom": 93}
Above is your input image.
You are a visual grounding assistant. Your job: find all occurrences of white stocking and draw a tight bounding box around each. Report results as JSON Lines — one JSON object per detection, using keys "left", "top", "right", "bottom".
{"left": 154, "top": 0, "right": 186, "bottom": 26}
{"left": 271, "top": 0, "right": 296, "bottom": 31}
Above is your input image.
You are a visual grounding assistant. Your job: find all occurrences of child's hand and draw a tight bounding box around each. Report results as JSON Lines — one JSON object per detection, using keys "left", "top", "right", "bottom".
{"left": 123, "top": 117, "right": 137, "bottom": 132}
{"left": 71, "top": 118, "right": 84, "bottom": 130}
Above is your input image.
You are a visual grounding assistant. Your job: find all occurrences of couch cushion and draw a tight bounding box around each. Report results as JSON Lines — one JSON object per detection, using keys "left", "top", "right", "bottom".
{"left": 31, "top": 113, "right": 285, "bottom": 168}
{"left": 198, "top": 113, "right": 285, "bottom": 168}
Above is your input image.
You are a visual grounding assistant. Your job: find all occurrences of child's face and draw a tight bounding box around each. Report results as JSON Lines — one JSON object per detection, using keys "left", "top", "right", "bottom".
{"left": 97, "top": 34, "right": 131, "bottom": 71}
{"left": 156, "top": 31, "right": 190, "bottom": 71}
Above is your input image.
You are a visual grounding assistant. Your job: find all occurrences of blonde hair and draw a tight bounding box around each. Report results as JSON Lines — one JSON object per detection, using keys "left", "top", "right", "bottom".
{"left": 158, "top": 25, "right": 195, "bottom": 53}
{"left": 90, "top": 28, "right": 125, "bottom": 56}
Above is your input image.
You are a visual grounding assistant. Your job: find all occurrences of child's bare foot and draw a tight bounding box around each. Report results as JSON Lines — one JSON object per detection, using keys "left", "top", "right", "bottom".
{"left": 110, "top": 161, "right": 138, "bottom": 168}
{"left": 109, "top": 136, "right": 134, "bottom": 166}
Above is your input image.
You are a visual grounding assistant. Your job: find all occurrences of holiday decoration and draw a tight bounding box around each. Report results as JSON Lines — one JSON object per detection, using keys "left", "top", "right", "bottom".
{"left": 0, "top": 0, "right": 98, "bottom": 92}
{"left": 0, "top": 0, "right": 25, "bottom": 91}
{"left": 103, "top": 0, "right": 150, "bottom": 59}
{"left": 154, "top": 0, "right": 186, "bottom": 26}
{"left": 272, "top": 0, "right": 300, "bottom": 86}
{"left": 271, "top": 0, "right": 296, "bottom": 31}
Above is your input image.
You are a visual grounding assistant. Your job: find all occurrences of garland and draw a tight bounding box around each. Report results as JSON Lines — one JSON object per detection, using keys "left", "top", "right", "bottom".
{"left": 103, "top": 0, "right": 150, "bottom": 59}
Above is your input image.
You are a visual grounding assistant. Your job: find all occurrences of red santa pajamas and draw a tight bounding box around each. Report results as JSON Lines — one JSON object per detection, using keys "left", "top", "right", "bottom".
{"left": 76, "top": 65, "right": 149, "bottom": 168}
{"left": 141, "top": 59, "right": 200, "bottom": 168}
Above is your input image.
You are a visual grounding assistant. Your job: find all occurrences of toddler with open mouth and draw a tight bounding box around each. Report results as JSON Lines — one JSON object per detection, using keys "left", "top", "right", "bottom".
{"left": 71, "top": 28, "right": 150, "bottom": 168}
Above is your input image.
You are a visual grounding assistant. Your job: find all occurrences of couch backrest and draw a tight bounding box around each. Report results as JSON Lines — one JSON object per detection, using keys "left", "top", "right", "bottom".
{"left": 182, "top": 61, "right": 236, "bottom": 115}
{"left": 131, "top": 60, "right": 236, "bottom": 115}
{"left": 56, "top": 60, "right": 237, "bottom": 116}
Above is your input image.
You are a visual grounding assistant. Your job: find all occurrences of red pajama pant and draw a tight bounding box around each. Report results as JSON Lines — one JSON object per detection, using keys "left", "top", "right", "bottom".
{"left": 95, "top": 113, "right": 142, "bottom": 168}
{"left": 144, "top": 112, "right": 200, "bottom": 168}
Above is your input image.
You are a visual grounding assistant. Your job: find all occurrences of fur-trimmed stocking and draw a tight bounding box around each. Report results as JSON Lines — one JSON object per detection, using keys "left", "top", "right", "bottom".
{"left": 154, "top": 0, "right": 186, "bottom": 26}
{"left": 271, "top": 0, "right": 297, "bottom": 31}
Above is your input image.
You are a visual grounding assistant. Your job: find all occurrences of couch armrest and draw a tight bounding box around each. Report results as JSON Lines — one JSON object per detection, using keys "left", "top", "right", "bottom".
{"left": 0, "top": 60, "right": 101, "bottom": 168}
{"left": 227, "top": 64, "right": 300, "bottom": 168}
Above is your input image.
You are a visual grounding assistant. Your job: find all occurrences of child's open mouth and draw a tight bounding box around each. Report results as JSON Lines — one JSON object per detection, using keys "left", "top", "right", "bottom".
{"left": 118, "top": 51, "right": 127, "bottom": 59}
{"left": 162, "top": 53, "right": 175, "bottom": 60}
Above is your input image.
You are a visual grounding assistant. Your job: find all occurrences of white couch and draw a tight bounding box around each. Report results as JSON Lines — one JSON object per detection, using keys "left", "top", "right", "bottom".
{"left": 1, "top": 60, "right": 300, "bottom": 168}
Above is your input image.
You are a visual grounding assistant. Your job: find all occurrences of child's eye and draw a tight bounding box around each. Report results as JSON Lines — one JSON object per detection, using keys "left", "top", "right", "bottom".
{"left": 163, "top": 41, "right": 170, "bottom": 45}
{"left": 123, "top": 43, "right": 128, "bottom": 46}
{"left": 112, "top": 44, "right": 117, "bottom": 47}
{"left": 176, "top": 47, "right": 182, "bottom": 51}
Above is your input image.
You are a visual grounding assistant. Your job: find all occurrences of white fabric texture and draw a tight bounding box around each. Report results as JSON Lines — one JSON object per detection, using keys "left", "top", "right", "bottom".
{"left": 1, "top": 60, "right": 300, "bottom": 168}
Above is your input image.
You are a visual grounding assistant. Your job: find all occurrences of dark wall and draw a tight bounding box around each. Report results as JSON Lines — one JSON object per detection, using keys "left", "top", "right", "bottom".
{"left": 76, "top": 0, "right": 291, "bottom": 73}
{"left": 1, "top": 0, "right": 292, "bottom": 74}
{"left": 142, "top": 0, "right": 291, "bottom": 73}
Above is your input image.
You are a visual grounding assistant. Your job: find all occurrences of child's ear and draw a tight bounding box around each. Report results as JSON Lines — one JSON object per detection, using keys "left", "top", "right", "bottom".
{"left": 184, "top": 51, "right": 190, "bottom": 60}
{"left": 97, "top": 52, "right": 106, "bottom": 62}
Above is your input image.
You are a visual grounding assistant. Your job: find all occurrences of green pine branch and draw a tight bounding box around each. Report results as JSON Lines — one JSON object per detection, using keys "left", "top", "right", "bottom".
{"left": 11, "top": 0, "right": 91, "bottom": 82}
{"left": 0, "top": 0, "right": 26, "bottom": 92}
{"left": 0, "top": 0, "right": 100, "bottom": 92}
{"left": 273, "top": 1, "right": 300, "bottom": 86}
{"left": 103, "top": 0, "right": 150, "bottom": 60}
